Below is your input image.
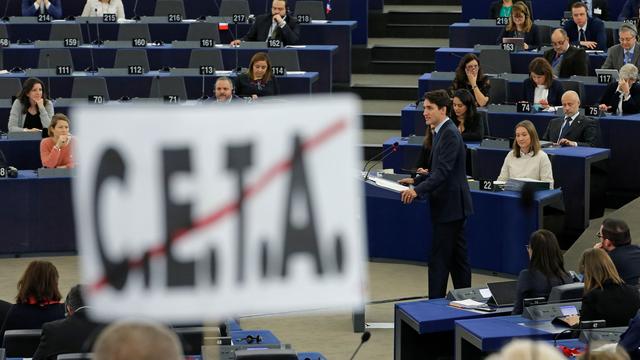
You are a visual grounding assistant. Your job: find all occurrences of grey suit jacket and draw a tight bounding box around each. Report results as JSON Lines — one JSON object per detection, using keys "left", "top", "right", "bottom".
{"left": 7, "top": 99, "right": 54, "bottom": 132}
{"left": 602, "top": 44, "right": 640, "bottom": 70}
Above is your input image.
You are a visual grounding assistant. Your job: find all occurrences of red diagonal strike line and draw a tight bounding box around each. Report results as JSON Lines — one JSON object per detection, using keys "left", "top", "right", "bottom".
{"left": 90, "top": 118, "right": 348, "bottom": 293}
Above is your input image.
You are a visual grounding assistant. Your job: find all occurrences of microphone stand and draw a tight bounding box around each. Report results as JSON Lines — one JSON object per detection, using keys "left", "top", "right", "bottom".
{"left": 85, "top": 21, "right": 98, "bottom": 73}
{"left": 94, "top": 8, "right": 103, "bottom": 45}
{"left": 1, "top": 0, "right": 11, "bottom": 22}
{"left": 364, "top": 146, "right": 398, "bottom": 181}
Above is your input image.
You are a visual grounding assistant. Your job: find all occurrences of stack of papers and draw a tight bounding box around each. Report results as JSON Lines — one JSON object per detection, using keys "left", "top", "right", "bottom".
{"left": 449, "top": 299, "right": 490, "bottom": 310}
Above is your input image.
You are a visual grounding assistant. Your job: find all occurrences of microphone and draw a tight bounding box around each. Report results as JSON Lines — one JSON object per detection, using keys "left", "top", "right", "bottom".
{"left": 85, "top": 21, "right": 98, "bottom": 73}
{"left": 362, "top": 142, "right": 398, "bottom": 178}
{"left": 132, "top": 0, "right": 141, "bottom": 21}
{"left": 94, "top": 9, "right": 103, "bottom": 45}
{"left": 349, "top": 331, "right": 371, "bottom": 360}
{"left": 2, "top": 0, "right": 11, "bottom": 21}
{"left": 233, "top": 23, "right": 240, "bottom": 73}
{"left": 155, "top": 75, "right": 162, "bottom": 100}
{"left": 46, "top": 53, "right": 53, "bottom": 99}
{"left": 364, "top": 145, "right": 399, "bottom": 181}
{"left": 199, "top": 73, "right": 208, "bottom": 100}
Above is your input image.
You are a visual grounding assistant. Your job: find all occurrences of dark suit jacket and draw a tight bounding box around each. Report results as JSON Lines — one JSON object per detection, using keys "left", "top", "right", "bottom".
{"left": 601, "top": 44, "right": 640, "bottom": 70}
{"left": 599, "top": 81, "right": 640, "bottom": 115}
{"left": 543, "top": 45, "right": 589, "bottom": 78}
{"left": 522, "top": 78, "right": 564, "bottom": 106}
{"left": 21, "top": 0, "right": 62, "bottom": 18}
{"left": 619, "top": 311, "right": 640, "bottom": 358}
{"left": 240, "top": 13, "right": 300, "bottom": 46}
{"left": 542, "top": 114, "right": 600, "bottom": 146}
{"left": 580, "top": 280, "right": 640, "bottom": 327}
{"left": 618, "top": 0, "right": 640, "bottom": 20}
{"left": 0, "top": 303, "right": 64, "bottom": 344}
{"left": 496, "top": 24, "right": 541, "bottom": 50}
{"left": 512, "top": 269, "right": 573, "bottom": 315}
{"left": 489, "top": 1, "right": 533, "bottom": 18}
{"left": 451, "top": 112, "right": 484, "bottom": 141}
{"left": 609, "top": 244, "right": 640, "bottom": 287}
{"left": 32, "top": 310, "right": 105, "bottom": 360}
{"left": 563, "top": 16, "right": 608, "bottom": 51}
{"left": 414, "top": 119, "right": 473, "bottom": 223}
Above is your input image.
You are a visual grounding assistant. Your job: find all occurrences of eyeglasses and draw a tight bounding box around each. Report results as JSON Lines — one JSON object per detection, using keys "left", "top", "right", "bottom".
{"left": 465, "top": 64, "right": 479, "bottom": 70}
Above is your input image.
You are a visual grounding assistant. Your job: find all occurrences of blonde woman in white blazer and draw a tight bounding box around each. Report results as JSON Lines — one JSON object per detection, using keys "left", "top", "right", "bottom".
{"left": 81, "top": 0, "right": 125, "bottom": 20}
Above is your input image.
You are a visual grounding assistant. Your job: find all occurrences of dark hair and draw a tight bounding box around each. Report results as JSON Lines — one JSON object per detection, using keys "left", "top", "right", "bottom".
{"left": 423, "top": 89, "right": 451, "bottom": 111}
{"left": 48, "top": 113, "right": 70, "bottom": 138}
{"left": 65, "top": 284, "right": 85, "bottom": 313}
{"left": 18, "top": 78, "right": 49, "bottom": 114}
{"left": 602, "top": 218, "right": 632, "bottom": 246}
{"left": 528, "top": 230, "right": 569, "bottom": 281}
{"left": 248, "top": 52, "right": 273, "bottom": 83}
{"left": 452, "top": 53, "right": 486, "bottom": 91}
{"left": 528, "top": 58, "right": 554, "bottom": 88}
{"left": 451, "top": 89, "right": 479, "bottom": 130}
{"left": 571, "top": 1, "right": 589, "bottom": 12}
{"left": 512, "top": 120, "right": 541, "bottom": 158}
{"left": 16, "top": 260, "right": 62, "bottom": 304}
{"left": 422, "top": 125, "right": 434, "bottom": 150}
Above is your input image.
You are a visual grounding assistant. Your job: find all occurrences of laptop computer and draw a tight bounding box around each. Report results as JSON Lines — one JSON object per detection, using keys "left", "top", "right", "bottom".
{"left": 486, "top": 280, "right": 518, "bottom": 307}
{"left": 502, "top": 37, "right": 525, "bottom": 51}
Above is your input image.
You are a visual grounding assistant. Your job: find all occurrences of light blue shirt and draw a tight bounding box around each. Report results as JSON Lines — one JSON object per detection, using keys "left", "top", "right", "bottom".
{"left": 434, "top": 117, "right": 450, "bottom": 135}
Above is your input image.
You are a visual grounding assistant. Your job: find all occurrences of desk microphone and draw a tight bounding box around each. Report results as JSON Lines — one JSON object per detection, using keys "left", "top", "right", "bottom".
{"left": 233, "top": 23, "right": 240, "bottom": 73}
{"left": 362, "top": 142, "right": 398, "bottom": 179}
{"left": 132, "top": 0, "right": 141, "bottom": 21}
{"left": 154, "top": 75, "right": 162, "bottom": 99}
{"left": 85, "top": 21, "right": 98, "bottom": 73}
{"left": 93, "top": 9, "right": 103, "bottom": 45}
{"left": 199, "top": 73, "right": 208, "bottom": 100}
{"left": 364, "top": 145, "right": 399, "bottom": 181}
{"left": 46, "top": 53, "right": 53, "bottom": 99}
{"left": 1, "top": 0, "right": 11, "bottom": 21}
{"left": 349, "top": 331, "right": 371, "bottom": 360}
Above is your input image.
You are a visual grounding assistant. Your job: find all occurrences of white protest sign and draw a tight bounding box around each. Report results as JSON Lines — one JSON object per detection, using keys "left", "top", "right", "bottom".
{"left": 72, "top": 96, "right": 367, "bottom": 322}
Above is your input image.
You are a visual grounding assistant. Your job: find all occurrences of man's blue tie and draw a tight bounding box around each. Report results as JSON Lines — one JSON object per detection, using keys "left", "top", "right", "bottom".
{"left": 625, "top": 51, "right": 632, "bottom": 64}
{"left": 558, "top": 117, "right": 571, "bottom": 142}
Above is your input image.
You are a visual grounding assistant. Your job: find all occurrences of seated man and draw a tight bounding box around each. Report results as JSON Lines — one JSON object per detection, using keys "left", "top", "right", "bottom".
{"left": 542, "top": 90, "right": 600, "bottom": 147}
{"left": 94, "top": 320, "right": 183, "bottom": 360}
{"left": 598, "top": 63, "right": 640, "bottom": 115}
{"left": 563, "top": 1, "right": 607, "bottom": 50}
{"left": 21, "top": 0, "right": 62, "bottom": 19}
{"left": 32, "top": 285, "right": 105, "bottom": 360}
{"left": 595, "top": 218, "right": 640, "bottom": 287}
{"left": 214, "top": 77, "right": 242, "bottom": 103}
{"left": 230, "top": 0, "right": 299, "bottom": 46}
{"left": 567, "top": 0, "right": 609, "bottom": 20}
{"left": 543, "top": 28, "right": 589, "bottom": 78}
{"left": 601, "top": 23, "right": 640, "bottom": 70}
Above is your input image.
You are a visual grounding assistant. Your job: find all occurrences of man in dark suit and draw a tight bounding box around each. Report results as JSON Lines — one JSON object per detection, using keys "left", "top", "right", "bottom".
{"left": 618, "top": 0, "right": 640, "bottom": 20}
{"left": 214, "top": 77, "right": 243, "bottom": 103}
{"left": 602, "top": 23, "right": 640, "bottom": 70}
{"left": 544, "top": 28, "right": 589, "bottom": 78}
{"left": 543, "top": 90, "right": 600, "bottom": 147}
{"left": 595, "top": 218, "right": 640, "bottom": 287}
{"left": 32, "top": 285, "right": 105, "bottom": 360}
{"left": 568, "top": 0, "right": 609, "bottom": 20}
{"left": 21, "top": 0, "right": 62, "bottom": 19}
{"left": 563, "top": 1, "right": 607, "bottom": 50}
{"left": 230, "top": 0, "right": 299, "bottom": 46}
{"left": 400, "top": 89, "right": 473, "bottom": 299}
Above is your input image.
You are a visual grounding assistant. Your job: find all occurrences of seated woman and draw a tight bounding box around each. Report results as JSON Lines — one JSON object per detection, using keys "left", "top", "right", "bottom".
{"left": 496, "top": 1, "right": 540, "bottom": 50}
{"left": 8, "top": 78, "right": 54, "bottom": 133}
{"left": 522, "top": 58, "right": 564, "bottom": 110}
{"left": 497, "top": 120, "right": 554, "bottom": 188}
{"left": 21, "top": 0, "right": 62, "bottom": 19}
{"left": 0, "top": 261, "right": 64, "bottom": 342}
{"left": 598, "top": 63, "right": 640, "bottom": 115}
{"left": 451, "top": 89, "right": 484, "bottom": 141}
{"left": 235, "top": 52, "right": 280, "bottom": 100}
{"left": 512, "top": 230, "right": 573, "bottom": 314}
{"left": 40, "top": 113, "right": 74, "bottom": 169}
{"left": 566, "top": 248, "right": 640, "bottom": 327}
{"left": 449, "top": 54, "right": 491, "bottom": 107}
{"left": 398, "top": 124, "right": 435, "bottom": 186}
{"left": 81, "top": 0, "right": 125, "bottom": 20}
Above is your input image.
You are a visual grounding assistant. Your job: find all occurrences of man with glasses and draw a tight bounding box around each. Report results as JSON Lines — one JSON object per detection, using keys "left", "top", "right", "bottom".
{"left": 594, "top": 218, "right": 640, "bottom": 287}
{"left": 230, "top": 0, "right": 300, "bottom": 46}
{"left": 563, "top": 1, "right": 607, "bottom": 50}
{"left": 543, "top": 28, "right": 589, "bottom": 78}
{"left": 602, "top": 23, "right": 640, "bottom": 70}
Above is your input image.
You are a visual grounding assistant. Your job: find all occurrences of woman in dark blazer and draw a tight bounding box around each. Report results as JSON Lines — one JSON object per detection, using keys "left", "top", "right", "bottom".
{"left": 450, "top": 53, "right": 491, "bottom": 107}
{"left": 451, "top": 89, "right": 484, "bottom": 141}
{"left": 512, "top": 230, "right": 573, "bottom": 315}
{"left": 522, "top": 57, "right": 564, "bottom": 109}
{"left": 235, "top": 52, "right": 279, "bottom": 100}
{"left": 0, "top": 261, "right": 65, "bottom": 343}
{"left": 496, "top": 1, "right": 540, "bottom": 50}
{"left": 568, "top": 248, "right": 640, "bottom": 327}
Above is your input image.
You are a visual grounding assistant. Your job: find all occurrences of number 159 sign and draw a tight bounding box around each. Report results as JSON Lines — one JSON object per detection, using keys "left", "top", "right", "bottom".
{"left": 72, "top": 96, "right": 367, "bottom": 322}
